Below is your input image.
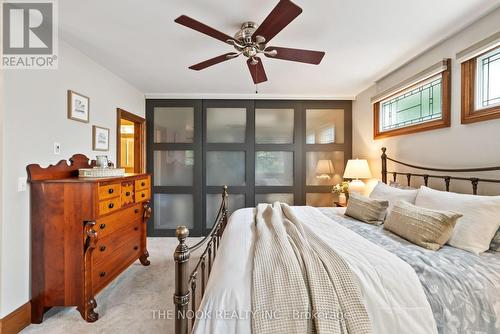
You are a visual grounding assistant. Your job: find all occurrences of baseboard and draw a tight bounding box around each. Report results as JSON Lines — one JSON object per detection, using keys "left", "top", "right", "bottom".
{"left": 0, "top": 302, "right": 31, "bottom": 334}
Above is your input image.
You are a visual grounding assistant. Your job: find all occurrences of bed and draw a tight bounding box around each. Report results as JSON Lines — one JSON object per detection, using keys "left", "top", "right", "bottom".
{"left": 172, "top": 148, "right": 500, "bottom": 334}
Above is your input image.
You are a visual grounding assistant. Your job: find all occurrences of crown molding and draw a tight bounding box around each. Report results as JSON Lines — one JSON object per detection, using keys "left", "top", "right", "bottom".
{"left": 144, "top": 93, "right": 355, "bottom": 100}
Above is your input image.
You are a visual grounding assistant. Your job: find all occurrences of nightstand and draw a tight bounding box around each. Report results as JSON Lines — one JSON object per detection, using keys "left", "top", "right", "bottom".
{"left": 334, "top": 201, "right": 347, "bottom": 208}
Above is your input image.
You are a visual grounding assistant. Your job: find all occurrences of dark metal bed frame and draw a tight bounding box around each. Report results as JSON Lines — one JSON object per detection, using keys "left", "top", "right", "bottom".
{"left": 172, "top": 148, "right": 500, "bottom": 334}
{"left": 173, "top": 186, "right": 229, "bottom": 334}
{"left": 381, "top": 147, "right": 500, "bottom": 192}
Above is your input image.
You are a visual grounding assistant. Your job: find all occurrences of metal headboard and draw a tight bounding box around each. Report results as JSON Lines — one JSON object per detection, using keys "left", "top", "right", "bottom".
{"left": 381, "top": 147, "right": 500, "bottom": 194}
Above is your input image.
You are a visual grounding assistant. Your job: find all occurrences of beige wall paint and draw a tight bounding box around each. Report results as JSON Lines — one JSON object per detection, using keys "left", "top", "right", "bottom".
{"left": 0, "top": 41, "right": 145, "bottom": 317}
{"left": 353, "top": 8, "right": 500, "bottom": 195}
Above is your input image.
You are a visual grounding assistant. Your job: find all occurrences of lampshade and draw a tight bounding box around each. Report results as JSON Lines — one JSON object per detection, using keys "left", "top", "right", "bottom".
{"left": 315, "top": 159, "right": 335, "bottom": 175}
{"left": 343, "top": 159, "right": 372, "bottom": 179}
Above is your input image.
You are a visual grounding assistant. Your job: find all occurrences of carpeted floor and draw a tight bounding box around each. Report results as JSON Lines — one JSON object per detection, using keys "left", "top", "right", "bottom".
{"left": 22, "top": 237, "right": 203, "bottom": 334}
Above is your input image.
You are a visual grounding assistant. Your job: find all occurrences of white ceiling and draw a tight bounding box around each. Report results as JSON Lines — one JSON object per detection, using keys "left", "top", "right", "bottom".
{"left": 60, "top": 0, "right": 500, "bottom": 99}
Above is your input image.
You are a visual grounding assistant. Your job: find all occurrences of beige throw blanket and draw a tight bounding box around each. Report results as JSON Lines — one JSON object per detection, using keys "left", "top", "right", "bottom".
{"left": 252, "top": 203, "right": 372, "bottom": 334}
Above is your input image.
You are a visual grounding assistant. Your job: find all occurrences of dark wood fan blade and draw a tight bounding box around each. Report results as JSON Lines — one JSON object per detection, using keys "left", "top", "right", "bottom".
{"left": 247, "top": 57, "right": 268, "bottom": 84}
{"left": 175, "top": 15, "right": 235, "bottom": 44}
{"left": 189, "top": 53, "right": 239, "bottom": 71}
{"left": 252, "top": 0, "right": 302, "bottom": 43}
{"left": 264, "top": 46, "right": 325, "bottom": 64}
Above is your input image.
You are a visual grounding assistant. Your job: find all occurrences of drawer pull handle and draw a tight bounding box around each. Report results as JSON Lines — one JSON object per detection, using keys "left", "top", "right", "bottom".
{"left": 134, "top": 246, "right": 139, "bottom": 250}
{"left": 134, "top": 209, "right": 139, "bottom": 214}
{"left": 126, "top": 191, "right": 131, "bottom": 196}
{"left": 134, "top": 227, "right": 139, "bottom": 231}
{"left": 108, "top": 203, "right": 114, "bottom": 209}
{"left": 100, "top": 246, "right": 106, "bottom": 252}
{"left": 108, "top": 188, "right": 114, "bottom": 194}
{"left": 100, "top": 224, "right": 106, "bottom": 229}
{"left": 99, "top": 272, "right": 106, "bottom": 278}
{"left": 141, "top": 182, "right": 145, "bottom": 187}
{"left": 141, "top": 193, "right": 145, "bottom": 198}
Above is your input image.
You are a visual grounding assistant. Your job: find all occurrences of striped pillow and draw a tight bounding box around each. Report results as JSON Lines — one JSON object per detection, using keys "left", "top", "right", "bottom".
{"left": 345, "top": 193, "right": 389, "bottom": 225}
{"left": 384, "top": 200, "right": 462, "bottom": 251}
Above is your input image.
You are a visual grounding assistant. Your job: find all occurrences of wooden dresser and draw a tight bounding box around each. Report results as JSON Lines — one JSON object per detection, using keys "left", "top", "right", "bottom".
{"left": 27, "top": 154, "right": 151, "bottom": 323}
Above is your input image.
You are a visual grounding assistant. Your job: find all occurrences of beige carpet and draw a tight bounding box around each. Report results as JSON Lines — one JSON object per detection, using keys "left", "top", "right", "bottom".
{"left": 22, "top": 237, "right": 204, "bottom": 334}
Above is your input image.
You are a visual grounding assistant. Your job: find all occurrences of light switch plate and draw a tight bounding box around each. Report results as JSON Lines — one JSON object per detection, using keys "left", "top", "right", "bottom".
{"left": 54, "top": 142, "right": 61, "bottom": 155}
{"left": 18, "top": 177, "right": 27, "bottom": 192}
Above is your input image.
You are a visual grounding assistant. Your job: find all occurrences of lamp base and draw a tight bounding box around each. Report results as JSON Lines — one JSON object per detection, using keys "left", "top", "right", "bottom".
{"left": 348, "top": 179, "right": 365, "bottom": 195}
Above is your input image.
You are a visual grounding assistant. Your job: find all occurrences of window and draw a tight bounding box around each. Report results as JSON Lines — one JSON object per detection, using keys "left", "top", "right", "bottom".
{"left": 462, "top": 46, "right": 500, "bottom": 123}
{"left": 373, "top": 59, "right": 451, "bottom": 139}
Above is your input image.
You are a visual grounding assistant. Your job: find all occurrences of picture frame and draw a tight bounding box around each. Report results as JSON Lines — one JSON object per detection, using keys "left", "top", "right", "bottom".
{"left": 93, "top": 126, "right": 110, "bottom": 151}
{"left": 67, "top": 90, "right": 90, "bottom": 123}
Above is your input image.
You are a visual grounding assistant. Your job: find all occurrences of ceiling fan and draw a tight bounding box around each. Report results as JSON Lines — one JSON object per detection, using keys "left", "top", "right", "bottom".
{"left": 175, "top": 0, "right": 326, "bottom": 84}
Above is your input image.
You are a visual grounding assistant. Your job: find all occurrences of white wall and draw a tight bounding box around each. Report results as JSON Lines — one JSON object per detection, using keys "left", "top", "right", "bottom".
{"left": 353, "top": 8, "right": 500, "bottom": 195}
{"left": 0, "top": 41, "right": 145, "bottom": 317}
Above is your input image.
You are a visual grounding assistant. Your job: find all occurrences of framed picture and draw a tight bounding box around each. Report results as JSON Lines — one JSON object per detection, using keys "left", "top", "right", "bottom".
{"left": 67, "top": 90, "right": 90, "bottom": 123}
{"left": 93, "top": 126, "right": 110, "bottom": 151}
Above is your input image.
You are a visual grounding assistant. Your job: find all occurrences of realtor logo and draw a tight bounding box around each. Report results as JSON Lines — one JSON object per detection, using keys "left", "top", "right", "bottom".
{"left": 2, "top": 0, "right": 58, "bottom": 69}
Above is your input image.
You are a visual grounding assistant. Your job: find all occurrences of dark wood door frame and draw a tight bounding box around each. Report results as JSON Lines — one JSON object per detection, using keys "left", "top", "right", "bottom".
{"left": 116, "top": 108, "right": 146, "bottom": 173}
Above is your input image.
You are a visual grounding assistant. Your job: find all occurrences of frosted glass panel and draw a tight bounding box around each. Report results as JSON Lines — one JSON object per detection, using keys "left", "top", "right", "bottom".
{"left": 154, "top": 107, "right": 194, "bottom": 143}
{"left": 306, "top": 193, "right": 336, "bottom": 207}
{"left": 306, "top": 151, "right": 344, "bottom": 186}
{"left": 306, "top": 109, "right": 344, "bottom": 144}
{"left": 153, "top": 151, "right": 193, "bottom": 186}
{"left": 255, "top": 193, "right": 294, "bottom": 205}
{"left": 207, "top": 108, "right": 246, "bottom": 143}
{"left": 206, "top": 151, "right": 246, "bottom": 186}
{"left": 255, "top": 109, "right": 294, "bottom": 144}
{"left": 154, "top": 194, "right": 194, "bottom": 229}
{"left": 255, "top": 151, "right": 293, "bottom": 186}
{"left": 206, "top": 194, "right": 245, "bottom": 228}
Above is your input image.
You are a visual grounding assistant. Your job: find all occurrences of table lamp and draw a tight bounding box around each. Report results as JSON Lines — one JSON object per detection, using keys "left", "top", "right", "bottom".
{"left": 343, "top": 159, "right": 372, "bottom": 194}
{"left": 315, "top": 159, "right": 335, "bottom": 180}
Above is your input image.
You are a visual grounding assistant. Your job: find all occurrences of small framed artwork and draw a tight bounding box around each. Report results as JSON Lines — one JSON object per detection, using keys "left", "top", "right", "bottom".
{"left": 93, "top": 126, "right": 110, "bottom": 151}
{"left": 67, "top": 90, "right": 90, "bottom": 123}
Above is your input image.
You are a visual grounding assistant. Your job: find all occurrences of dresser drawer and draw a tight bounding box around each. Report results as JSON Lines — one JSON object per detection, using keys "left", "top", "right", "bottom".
{"left": 135, "top": 189, "right": 150, "bottom": 203}
{"left": 135, "top": 177, "right": 150, "bottom": 191}
{"left": 98, "top": 197, "right": 121, "bottom": 216}
{"left": 98, "top": 183, "right": 121, "bottom": 200}
{"left": 121, "top": 183, "right": 134, "bottom": 206}
{"left": 93, "top": 237, "right": 141, "bottom": 292}
{"left": 93, "top": 220, "right": 142, "bottom": 265}
{"left": 95, "top": 204, "right": 143, "bottom": 238}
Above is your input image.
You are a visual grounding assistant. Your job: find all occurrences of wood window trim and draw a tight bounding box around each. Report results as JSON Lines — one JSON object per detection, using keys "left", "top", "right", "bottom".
{"left": 373, "top": 58, "right": 451, "bottom": 140}
{"left": 461, "top": 47, "right": 500, "bottom": 124}
{"left": 116, "top": 108, "right": 146, "bottom": 173}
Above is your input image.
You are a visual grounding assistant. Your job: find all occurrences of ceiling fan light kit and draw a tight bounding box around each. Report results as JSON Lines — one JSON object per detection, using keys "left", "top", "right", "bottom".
{"left": 175, "top": 0, "right": 326, "bottom": 85}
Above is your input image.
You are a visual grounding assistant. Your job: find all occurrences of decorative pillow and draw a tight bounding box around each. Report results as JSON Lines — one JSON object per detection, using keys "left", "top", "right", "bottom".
{"left": 489, "top": 228, "right": 500, "bottom": 252}
{"left": 415, "top": 186, "right": 500, "bottom": 254}
{"left": 345, "top": 193, "right": 389, "bottom": 225}
{"left": 384, "top": 200, "right": 462, "bottom": 251}
{"left": 369, "top": 181, "right": 419, "bottom": 213}
{"left": 389, "top": 181, "right": 416, "bottom": 190}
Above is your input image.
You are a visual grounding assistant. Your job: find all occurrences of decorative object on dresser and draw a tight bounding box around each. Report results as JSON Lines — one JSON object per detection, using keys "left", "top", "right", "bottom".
{"left": 27, "top": 154, "right": 152, "bottom": 324}
{"left": 332, "top": 181, "right": 349, "bottom": 205}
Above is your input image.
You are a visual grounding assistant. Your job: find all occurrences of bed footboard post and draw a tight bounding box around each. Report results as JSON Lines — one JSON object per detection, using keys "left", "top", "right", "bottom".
{"left": 173, "top": 226, "right": 190, "bottom": 334}
{"left": 381, "top": 147, "right": 388, "bottom": 184}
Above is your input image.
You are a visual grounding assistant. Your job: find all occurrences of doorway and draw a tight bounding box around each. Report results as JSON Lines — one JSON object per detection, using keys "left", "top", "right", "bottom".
{"left": 117, "top": 108, "right": 146, "bottom": 173}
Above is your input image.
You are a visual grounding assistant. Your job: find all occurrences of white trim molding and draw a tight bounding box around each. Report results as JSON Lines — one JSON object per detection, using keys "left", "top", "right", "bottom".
{"left": 456, "top": 30, "right": 500, "bottom": 63}
{"left": 371, "top": 59, "right": 449, "bottom": 104}
{"left": 145, "top": 93, "right": 356, "bottom": 100}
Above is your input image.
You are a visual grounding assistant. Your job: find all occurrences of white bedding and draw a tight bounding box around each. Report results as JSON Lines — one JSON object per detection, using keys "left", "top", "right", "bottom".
{"left": 192, "top": 207, "right": 438, "bottom": 334}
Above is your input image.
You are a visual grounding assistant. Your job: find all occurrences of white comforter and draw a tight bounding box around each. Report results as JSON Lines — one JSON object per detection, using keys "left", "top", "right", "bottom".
{"left": 192, "top": 207, "right": 438, "bottom": 334}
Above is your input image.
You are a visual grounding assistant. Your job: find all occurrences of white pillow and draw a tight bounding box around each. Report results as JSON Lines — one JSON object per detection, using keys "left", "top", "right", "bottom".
{"left": 415, "top": 186, "right": 500, "bottom": 254}
{"left": 369, "top": 181, "right": 419, "bottom": 213}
